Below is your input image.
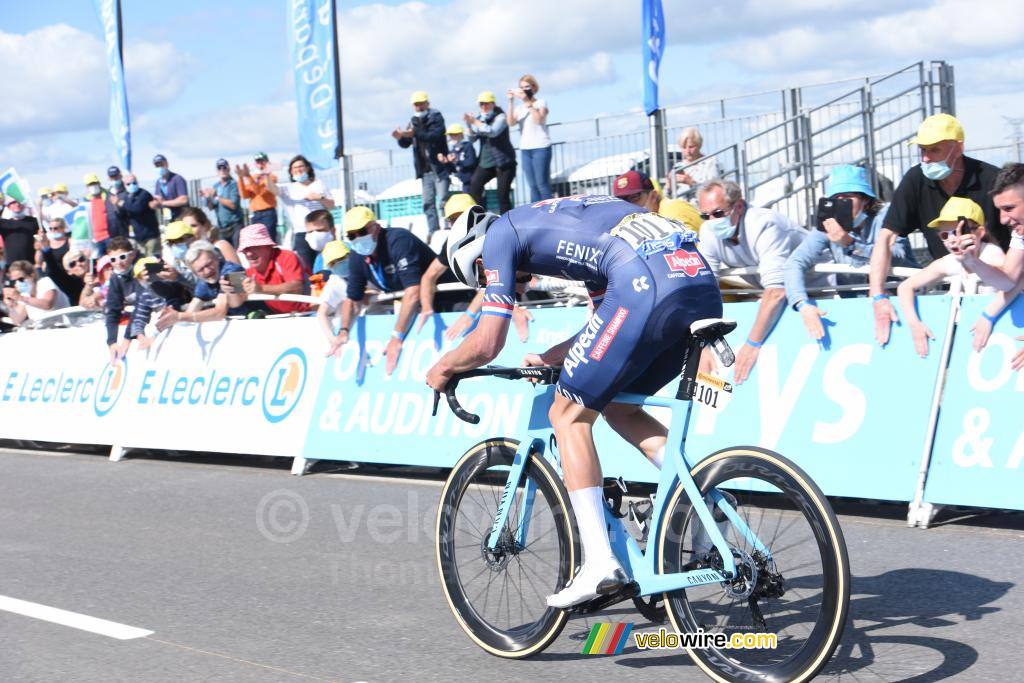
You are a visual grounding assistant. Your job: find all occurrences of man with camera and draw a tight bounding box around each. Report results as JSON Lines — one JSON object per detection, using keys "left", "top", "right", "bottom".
{"left": 392, "top": 91, "right": 450, "bottom": 237}
{"left": 869, "top": 114, "right": 1006, "bottom": 346}
{"left": 696, "top": 179, "right": 805, "bottom": 384}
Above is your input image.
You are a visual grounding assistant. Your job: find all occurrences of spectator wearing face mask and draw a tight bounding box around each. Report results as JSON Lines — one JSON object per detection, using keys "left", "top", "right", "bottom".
{"left": 0, "top": 196, "right": 41, "bottom": 264}
{"left": 869, "top": 114, "right": 1006, "bottom": 346}
{"left": 697, "top": 179, "right": 806, "bottom": 385}
{"left": 160, "top": 220, "right": 202, "bottom": 293}
{"left": 318, "top": 240, "right": 353, "bottom": 357}
{"left": 438, "top": 124, "right": 477, "bottom": 191}
{"left": 106, "top": 166, "right": 127, "bottom": 207}
{"left": 120, "top": 172, "right": 161, "bottom": 257}
{"left": 150, "top": 154, "right": 189, "bottom": 220}
{"left": 304, "top": 208, "right": 338, "bottom": 273}
{"left": 465, "top": 90, "right": 517, "bottom": 215}
{"left": 394, "top": 91, "right": 450, "bottom": 237}
{"left": 338, "top": 206, "right": 436, "bottom": 374}
{"left": 178, "top": 207, "right": 240, "bottom": 265}
{"left": 3, "top": 259, "right": 70, "bottom": 326}
{"left": 201, "top": 159, "right": 245, "bottom": 247}
{"left": 38, "top": 217, "right": 70, "bottom": 277}
{"left": 83, "top": 172, "right": 127, "bottom": 256}
{"left": 45, "top": 183, "right": 78, "bottom": 219}
{"left": 275, "top": 154, "right": 335, "bottom": 271}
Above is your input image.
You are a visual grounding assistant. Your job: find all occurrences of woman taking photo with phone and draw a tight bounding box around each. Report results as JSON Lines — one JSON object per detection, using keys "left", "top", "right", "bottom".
{"left": 784, "top": 164, "right": 917, "bottom": 341}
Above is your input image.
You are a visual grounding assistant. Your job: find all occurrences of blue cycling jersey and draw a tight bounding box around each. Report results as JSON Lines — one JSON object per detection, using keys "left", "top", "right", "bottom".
{"left": 480, "top": 196, "right": 724, "bottom": 410}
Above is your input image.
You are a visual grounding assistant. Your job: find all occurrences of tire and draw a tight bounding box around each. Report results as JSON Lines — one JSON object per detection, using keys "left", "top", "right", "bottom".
{"left": 657, "top": 446, "right": 850, "bottom": 683}
{"left": 435, "top": 438, "right": 580, "bottom": 658}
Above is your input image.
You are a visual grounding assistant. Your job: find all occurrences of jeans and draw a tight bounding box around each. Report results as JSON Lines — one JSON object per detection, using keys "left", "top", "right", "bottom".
{"left": 469, "top": 163, "right": 517, "bottom": 215}
{"left": 251, "top": 208, "right": 279, "bottom": 243}
{"left": 521, "top": 146, "right": 552, "bottom": 202}
{"left": 421, "top": 170, "right": 450, "bottom": 234}
{"left": 219, "top": 221, "right": 243, "bottom": 248}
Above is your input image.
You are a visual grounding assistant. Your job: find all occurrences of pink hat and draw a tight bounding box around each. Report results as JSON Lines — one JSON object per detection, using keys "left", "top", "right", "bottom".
{"left": 96, "top": 254, "right": 112, "bottom": 271}
{"left": 238, "top": 223, "right": 277, "bottom": 250}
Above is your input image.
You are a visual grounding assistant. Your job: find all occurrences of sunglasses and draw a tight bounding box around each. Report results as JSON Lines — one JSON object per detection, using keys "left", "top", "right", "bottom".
{"left": 699, "top": 207, "right": 731, "bottom": 221}
{"left": 8, "top": 275, "right": 27, "bottom": 283}
{"left": 69, "top": 257, "right": 87, "bottom": 266}
{"left": 346, "top": 226, "right": 370, "bottom": 240}
{"left": 110, "top": 252, "right": 132, "bottom": 262}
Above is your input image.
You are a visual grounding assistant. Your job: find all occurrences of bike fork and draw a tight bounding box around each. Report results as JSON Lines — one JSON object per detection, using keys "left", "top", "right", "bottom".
{"left": 486, "top": 439, "right": 545, "bottom": 550}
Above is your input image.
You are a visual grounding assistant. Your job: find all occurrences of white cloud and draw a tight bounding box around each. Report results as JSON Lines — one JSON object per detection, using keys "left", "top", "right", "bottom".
{"left": 0, "top": 24, "right": 193, "bottom": 138}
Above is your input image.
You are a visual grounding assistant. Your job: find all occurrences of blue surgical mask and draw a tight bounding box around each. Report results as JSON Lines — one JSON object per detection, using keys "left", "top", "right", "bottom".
{"left": 294, "top": 172, "right": 310, "bottom": 183}
{"left": 47, "top": 230, "right": 65, "bottom": 241}
{"left": 330, "top": 259, "right": 350, "bottom": 279}
{"left": 158, "top": 167, "right": 169, "bottom": 178}
{"left": 42, "top": 197, "right": 53, "bottom": 206}
{"left": 921, "top": 147, "right": 956, "bottom": 181}
{"left": 127, "top": 183, "right": 139, "bottom": 194}
{"left": 112, "top": 179, "right": 123, "bottom": 189}
{"left": 349, "top": 234, "right": 377, "bottom": 256}
{"left": 171, "top": 244, "right": 188, "bottom": 261}
{"left": 14, "top": 280, "right": 32, "bottom": 295}
{"left": 704, "top": 216, "right": 737, "bottom": 241}
{"left": 852, "top": 210, "right": 868, "bottom": 229}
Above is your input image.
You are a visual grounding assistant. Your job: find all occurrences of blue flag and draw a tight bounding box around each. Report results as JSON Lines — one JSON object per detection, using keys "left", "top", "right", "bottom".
{"left": 642, "top": 0, "right": 665, "bottom": 116}
{"left": 287, "top": 0, "right": 342, "bottom": 170}
{"left": 94, "top": 0, "right": 131, "bottom": 170}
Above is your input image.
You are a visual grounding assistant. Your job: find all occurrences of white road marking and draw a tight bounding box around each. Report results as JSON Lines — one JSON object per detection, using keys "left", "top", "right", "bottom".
{"left": 0, "top": 595, "right": 153, "bottom": 640}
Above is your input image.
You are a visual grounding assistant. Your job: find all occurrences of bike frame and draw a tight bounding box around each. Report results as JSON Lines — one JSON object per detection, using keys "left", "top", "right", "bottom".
{"left": 485, "top": 384, "right": 774, "bottom": 596}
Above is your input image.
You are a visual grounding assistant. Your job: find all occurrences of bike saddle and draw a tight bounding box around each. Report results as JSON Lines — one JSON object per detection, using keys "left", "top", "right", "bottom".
{"left": 689, "top": 318, "right": 737, "bottom": 342}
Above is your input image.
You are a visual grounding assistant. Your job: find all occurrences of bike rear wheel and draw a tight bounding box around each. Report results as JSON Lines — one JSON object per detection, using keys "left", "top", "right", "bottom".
{"left": 436, "top": 439, "right": 579, "bottom": 658}
{"left": 658, "top": 446, "right": 850, "bottom": 683}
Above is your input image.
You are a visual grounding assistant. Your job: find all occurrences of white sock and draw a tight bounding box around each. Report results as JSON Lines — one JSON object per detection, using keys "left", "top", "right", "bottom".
{"left": 569, "top": 487, "right": 616, "bottom": 566}
{"left": 651, "top": 446, "right": 665, "bottom": 470}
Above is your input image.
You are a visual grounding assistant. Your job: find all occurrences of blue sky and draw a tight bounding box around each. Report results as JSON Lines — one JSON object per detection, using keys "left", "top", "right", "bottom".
{"left": 2, "top": 0, "right": 1023, "bottom": 195}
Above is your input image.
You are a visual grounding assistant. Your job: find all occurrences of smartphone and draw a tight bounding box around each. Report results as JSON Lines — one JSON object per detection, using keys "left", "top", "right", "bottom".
{"left": 816, "top": 196, "right": 853, "bottom": 231}
{"left": 144, "top": 262, "right": 164, "bottom": 277}
{"left": 956, "top": 216, "right": 976, "bottom": 233}
{"left": 227, "top": 271, "right": 246, "bottom": 292}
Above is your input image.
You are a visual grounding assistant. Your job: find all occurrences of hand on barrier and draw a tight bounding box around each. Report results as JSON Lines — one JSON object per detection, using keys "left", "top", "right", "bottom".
{"left": 108, "top": 340, "right": 129, "bottom": 366}
{"left": 1013, "top": 336, "right": 1024, "bottom": 371}
{"left": 136, "top": 335, "right": 155, "bottom": 351}
{"left": 971, "top": 317, "right": 993, "bottom": 352}
{"left": 156, "top": 307, "right": 179, "bottom": 332}
{"left": 910, "top": 320, "right": 935, "bottom": 358}
{"left": 385, "top": 336, "right": 403, "bottom": 375}
{"left": 512, "top": 306, "right": 533, "bottom": 342}
{"left": 326, "top": 329, "right": 348, "bottom": 358}
{"left": 444, "top": 313, "right": 476, "bottom": 341}
{"left": 800, "top": 304, "right": 829, "bottom": 341}
{"left": 414, "top": 309, "right": 434, "bottom": 334}
{"left": 733, "top": 343, "right": 759, "bottom": 385}
{"left": 873, "top": 297, "right": 899, "bottom": 346}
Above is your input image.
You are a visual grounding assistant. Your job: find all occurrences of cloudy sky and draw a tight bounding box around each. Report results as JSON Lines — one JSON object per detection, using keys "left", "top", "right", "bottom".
{"left": 2, "top": 0, "right": 1023, "bottom": 195}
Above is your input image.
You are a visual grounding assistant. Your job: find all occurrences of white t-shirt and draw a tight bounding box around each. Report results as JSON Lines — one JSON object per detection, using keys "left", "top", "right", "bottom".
{"left": 937, "top": 242, "right": 1005, "bottom": 294}
{"left": 25, "top": 277, "right": 71, "bottom": 321}
{"left": 1011, "top": 232, "right": 1024, "bottom": 250}
{"left": 319, "top": 273, "right": 347, "bottom": 311}
{"left": 276, "top": 179, "right": 329, "bottom": 235}
{"left": 514, "top": 100, "right": 551, "bottom": 150}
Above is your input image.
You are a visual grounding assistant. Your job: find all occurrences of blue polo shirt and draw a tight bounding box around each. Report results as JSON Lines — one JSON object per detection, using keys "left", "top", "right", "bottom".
{"left": 155, "top": 171, "right": 189, "bottom": 219}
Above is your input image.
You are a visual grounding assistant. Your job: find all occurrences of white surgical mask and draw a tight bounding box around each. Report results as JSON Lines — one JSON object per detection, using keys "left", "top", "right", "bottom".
{"left": 704, "top": 216, "right": 737, "bottom": 241}
{"left": 305, "top": 231, "right": 332, "bottom": 252}
{"left": 349, "top": 234, "right": 377, "bottom": 256}
{"left": 89, "top": 184, "right": 101, "bottom": 196}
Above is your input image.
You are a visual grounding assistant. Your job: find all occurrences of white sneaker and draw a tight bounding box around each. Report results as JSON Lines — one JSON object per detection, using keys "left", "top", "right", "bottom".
{"left": 546, "top": 558, "right": 627, "bottom": 609}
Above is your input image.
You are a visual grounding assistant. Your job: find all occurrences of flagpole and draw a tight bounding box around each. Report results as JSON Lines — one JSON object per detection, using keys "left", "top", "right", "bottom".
{"left": 329, "top": 0, "right": 352, "bottom": 210}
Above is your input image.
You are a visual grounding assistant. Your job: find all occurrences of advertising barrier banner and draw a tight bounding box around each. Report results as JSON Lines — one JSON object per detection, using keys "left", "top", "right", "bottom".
{"left": 924, "top": 294, "right": 1024, "bottom": 509}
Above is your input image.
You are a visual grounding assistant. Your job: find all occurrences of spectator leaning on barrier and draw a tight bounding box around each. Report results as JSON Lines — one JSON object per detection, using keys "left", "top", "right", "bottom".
{"left": 897, "top": 197, "right": 1014, "bottom": 359}
{"left": 237, "top": 223, "right": 310, "bottom": 315}
{"left": 697, "top": 179, "right": 805, "bottom": 383}
{"left": 672, "top": 127, "right": 721, "bottom": 201}
{"left": 121, "top": 172, "right": 161, "bottom": 257}
{"left": 1, "top": 195, "right": 41, "bottom": 264}
{"left": 154, "top": 240, "right": 248, "bottom": 332}
{"left": 870, "top": 114, "right": 1006, "bottom": 346}
{"left": 318, "top": 239, "right": 352, "bottom": 357}
{"left": 439, "top": 124, "right": 477, "bottom": 191}
{"left": 124, "top": 257, "right": 168, "bottom": 350}
{"left": 394, "top": 90, "right": 450, "bottom": 237}
{"left": 202, "top": 158, "right": 245, "bottom": 246}
{"left": 179, "top": 207, "right": 240, "bottom": 265}
{"left": 104, "top": 236, "right": 144, "bottom": 362}
{"left": 465, "top": 90, "right": 517, "bottom": 215}
{"left": 784, "top": 165, "right": 917, "bottom": 341}
{"left": 507, "top": 74, "right": 553, "bottom": 202}
{"left": 151, "top": 154, "right": 189, "bottom": 220}
{"left": 2, "top": 259, "right": 70, "bottom": 326}
{"left": 237, "top": 152, "right": 279, "bottom": 242}
{"left": 338, "top": 206, "right": 436, "bottom": 373}
{"left": 276, "top": 154, "right": 334, "bottom": 271}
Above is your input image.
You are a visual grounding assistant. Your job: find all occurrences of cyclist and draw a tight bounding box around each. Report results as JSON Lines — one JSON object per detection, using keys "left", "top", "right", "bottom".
{"left": 425, "top": 196, "right": 723, "bottom": 607}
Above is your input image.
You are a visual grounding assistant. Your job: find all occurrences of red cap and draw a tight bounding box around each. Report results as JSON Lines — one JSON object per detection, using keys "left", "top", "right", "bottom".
{"left": 612, "top": 170, "right": 653, "bottom": 197}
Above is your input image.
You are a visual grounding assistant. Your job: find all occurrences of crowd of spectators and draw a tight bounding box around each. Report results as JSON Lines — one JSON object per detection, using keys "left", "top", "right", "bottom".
{"left": 1, "top": 111, "right": 1022, "bottom": 375}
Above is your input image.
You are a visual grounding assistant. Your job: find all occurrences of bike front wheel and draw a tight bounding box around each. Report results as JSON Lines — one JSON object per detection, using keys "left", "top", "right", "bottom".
{"left": 436, "top": 438, "right": 579, "bottom": 658}
{"left": 658, "top": 446, "right": 850, "bottom": 683}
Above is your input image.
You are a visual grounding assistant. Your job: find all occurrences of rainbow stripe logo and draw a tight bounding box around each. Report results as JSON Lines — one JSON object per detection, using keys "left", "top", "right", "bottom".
{"left": 581, "top": 622, "right": 634, "bottom": 655}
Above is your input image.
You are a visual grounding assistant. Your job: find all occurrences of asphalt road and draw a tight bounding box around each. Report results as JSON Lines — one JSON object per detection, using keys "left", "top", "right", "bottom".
{"left": 1, "top": 446, "right": 1022, "bottom": 682}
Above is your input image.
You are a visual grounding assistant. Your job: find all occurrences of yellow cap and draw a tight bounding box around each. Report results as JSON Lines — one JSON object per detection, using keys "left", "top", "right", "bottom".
{"left": 164, "top": 220, "right": 195, "bottom": 242}
{"left": 908, "top": 113, "right": 964, "bottom": 146}
{"left": 54, "top": 183, "right": 68, "bottom": 193}
{"left": 446, "top": 124, "right": 464, "bottom": 136}
{"left": 322, "top": 240, "right": 350, "bottom": 266}
{"left": 477, "top": 90, "right": 496, "bottom": 104}
{"left": 38, "top": 186, "right": 51, "bottom": 197}
{"left": 343, "top": 205, "right": 377, "bottom": 233}
{"left": 133, "top": 257, "right": 159, "bottom": 278}
{"left": 658, "top": 198, "right": 704, "bottom": 230}
{"left": 927, "top": 196, "right": 985, "bottom": 228}
{"left": 444, "top": 193, "right": 476, "bottom": 219}
{"left": 83, "top": 173, "right": 100, "bottom": 185}
{"left": 410, "top": 90, "right": 429, "bottom": 104}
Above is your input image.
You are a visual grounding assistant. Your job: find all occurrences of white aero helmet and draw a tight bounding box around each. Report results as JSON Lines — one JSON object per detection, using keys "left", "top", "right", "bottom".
{"left": 447, "top": 204, "right": 499, "bottom": 288}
